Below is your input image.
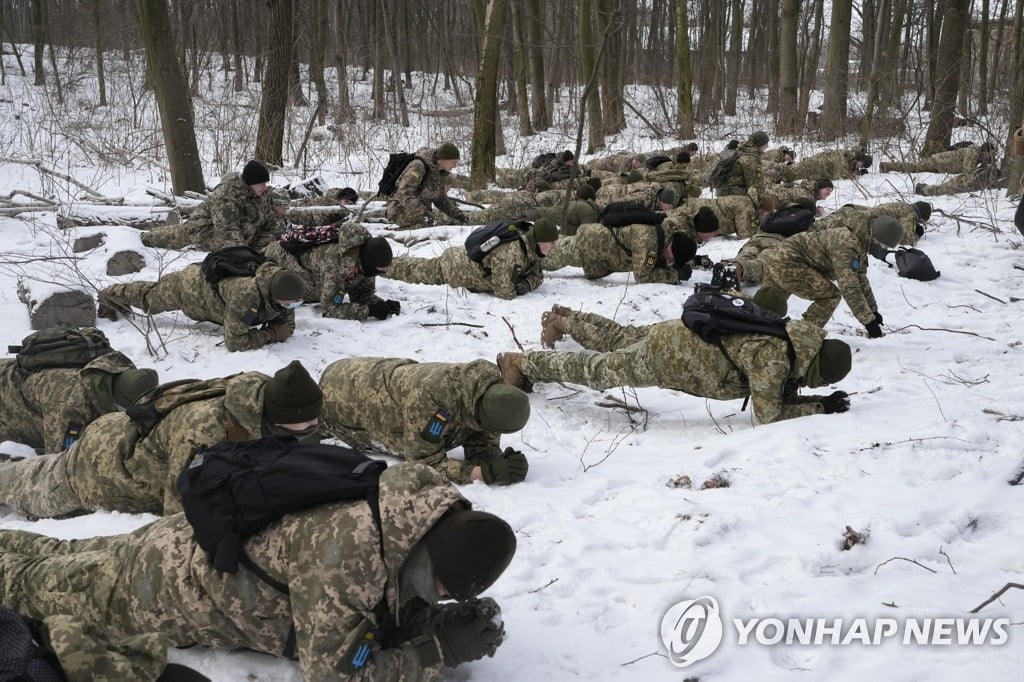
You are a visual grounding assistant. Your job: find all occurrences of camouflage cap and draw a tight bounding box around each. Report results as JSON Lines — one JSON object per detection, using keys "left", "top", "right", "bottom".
{"left": 425, "top": 510, "right": 517, "bottom": 600}
{"left": 263, "top": 360, "right": 323, "bottom": 424}
{"left": 435, "top": 143, "right": 460, "bottom": 160}
{"left": 112, "top": 368, "right": 158, "bottom": 408}
{"left": 476, "top": 382, "right": 531, "bottom": 433}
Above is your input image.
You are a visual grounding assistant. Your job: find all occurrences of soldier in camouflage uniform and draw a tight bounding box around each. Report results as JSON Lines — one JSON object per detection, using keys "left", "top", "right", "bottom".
{"left": 717, "top": 131, "right": 769, "bottom": 204}
{"left": 588, "top": 151, "right": 643, "bottom": 174}
{"left": 595, "top": 171, "right": 663, "bottom": 208}
{"left": 879, "top": 143, "right": 993, "bottom": 174}
{"left": 0, "top": 463, "right": 516, "bottom": 680}
{"left": 287, "top": 186, "right": 358, "bottom": 227}
{"left": 386, "top": 219, "right": 558, "bottom": 300}
{"left": 0, "top": 361, "right": 322, "bottom": 519}
{"left": 646, "top": 152, "right": 701, "bottom": 201}
{"left": 753, "top": 214, "right": 902, "bottom": 335}
{"left": 666, "top": 194, "right": 767, "bottom": 238}
{"left": 766, "top": 178, "right": 833, "bottom": 217}
{"left": 264, "top": 224, "right": 400, "bottom": 321}
{"left": 555, "top": 184, "right": 601, "bottom": 236}
{"left": 500, "top": 308, "right": 853, "bottom": 424}
{"left": 830, "top": 201, "right": 931, "bottom": 246}
{"left": 0, "top": 352, "right": 157, "bottom": 454}
{"left": 788, "top": 147, "right": 872, "bottom": 182}
{"left": 320, "top": 358, "right": 531, "bottom": 485}
{"left": 914, "top": 161, "right": 1002, "bottom": 196}
{"left": 385, "top": 143, "right": 468, "bottom": 229}
{"left": 97, "top": 262, "right": 305, "bottom": 352}
{"left": 141, "top": 160, "right": 282, "bottom": 251}
{"left": 541, "top": 220, "right": 697, "bottom": 284}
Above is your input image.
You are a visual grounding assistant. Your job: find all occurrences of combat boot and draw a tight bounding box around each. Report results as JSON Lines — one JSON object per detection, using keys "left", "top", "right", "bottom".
{"left": 496, "top": 352, "right": 533, "bottom": 393}
{"left": 541, "top": 311, "right": 567, "bottom": 349}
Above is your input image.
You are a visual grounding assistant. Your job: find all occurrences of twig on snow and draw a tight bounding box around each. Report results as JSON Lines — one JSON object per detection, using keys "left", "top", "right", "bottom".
{"left": 969, "top": 582, "right": 1024, "bottom": 614}
{"left": 873, "top": 556, "right": 937, "bottom": 575}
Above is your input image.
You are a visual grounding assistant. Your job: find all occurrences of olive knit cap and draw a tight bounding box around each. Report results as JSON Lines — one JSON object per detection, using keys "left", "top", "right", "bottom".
{"left": 269, "top": 270, "right": 306, "bottom": 301}
{"left": 476, "top": 382, "right": 531, "bottom": 433}
{"left": 531, "top": 218, "right": 559, "bottom": 244}
{"left": 112, "top": 368, "right": 159, "bottom": 408}
{"left": 805, "top": 339, "right": 852, "bottom": 388}
{"left": 263, "top": 360, "right": 323, "bottom": 424}
{"left": 435, "top": 143, "right": 460, "bottom": 160}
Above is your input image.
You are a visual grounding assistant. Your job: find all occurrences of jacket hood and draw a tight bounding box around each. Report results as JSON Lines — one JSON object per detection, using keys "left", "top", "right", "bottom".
{"left": 78, "top": 351, "right": 137, "bottom": 379}
{"left": 785, "top": 320, "right": 828, "bottom": 379}
{"left": 454, "top": 359, "right": 504, "bottom": 429}
{"left": 224, "top": 371, "right": 272, "bottom": 438}
{"left": 253, "top": 262, "right": 282, "bottom": 301}
{"left": 378, "top": 463, "right": 469, "bottom": 612}
{"left": 414, "top": 147, "right": 439, "bottom": 171}
{"left": 336, "top": 222, "right": 372, "bottom": 252}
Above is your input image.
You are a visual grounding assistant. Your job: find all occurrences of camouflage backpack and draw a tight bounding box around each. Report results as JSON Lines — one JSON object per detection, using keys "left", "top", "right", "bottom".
{"left": 126, "top": 377, "right": 232, "bottom": 436}
{"left": 9, "top": 327, "right": 113, "bottom": 376}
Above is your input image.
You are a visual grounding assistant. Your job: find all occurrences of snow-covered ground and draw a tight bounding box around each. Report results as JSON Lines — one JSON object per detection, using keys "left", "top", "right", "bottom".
{"left": 2, "top": 49, "right": 1023, "bottom": 681}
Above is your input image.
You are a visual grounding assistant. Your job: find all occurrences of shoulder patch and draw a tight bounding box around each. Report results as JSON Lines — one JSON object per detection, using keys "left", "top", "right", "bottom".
{"left": 645, "top": 252, "right": 657, "bottom": 267}
{"left": 851, "top": 259, "right": 861, "bottom": 270}
{"left": 419, "top": 409, "right": 450, "bottom": 443}
{"left": 241, "top": 306, "right": 259, "bottom": 326}
{"left": 332, "top": 289, "right": 346, "bottom": 305}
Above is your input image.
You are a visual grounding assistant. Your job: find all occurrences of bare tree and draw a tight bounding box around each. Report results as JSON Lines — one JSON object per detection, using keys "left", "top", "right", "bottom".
{"left": 470, "top": 0, "right": 508, "bottom": 188}
{"left": 135, "top": 0, "right": 205, "bottom": 194}
{"left": 676, "top": 0, "right": 694, "bottom": 138}
{"left": 581, "top": 0, "right": 604, "bottom": 151}
{"left": 254, "top": 0, "right": 294, "bottom": 165}
{"left": 923, "top": 0, "right": 970, "bottom": 155}
{"left": 820, "top": 0, "right": 852, "bottom": 140}
{"left": 777, "top": 0, "right": 799, "bottom": 134}
{"left": 31, "top": 0, "right": 45, "bottom": 85}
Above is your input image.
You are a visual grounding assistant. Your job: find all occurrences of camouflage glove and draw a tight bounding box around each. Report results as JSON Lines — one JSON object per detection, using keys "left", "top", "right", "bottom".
{"left": 367, "top": 300, "right": 393, "bottom": 320}
{"left": 263, "top": 322, "right": 291, "bottom": 343}
{"left": 428, "top": 598, "right": 505, "bottom": 668}
{"left": 480, "top": 448, "right": 529, "bottom": 485}
{"left": 821, "top": 391, "right": 850, "bottom": 414}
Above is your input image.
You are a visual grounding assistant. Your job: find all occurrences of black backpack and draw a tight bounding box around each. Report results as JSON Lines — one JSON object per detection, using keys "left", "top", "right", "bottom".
{"left": 0, "top": 605, "right": 66, "bottom": 681}
{"left": 682, "top": 284, "right": 790, "bottom": 343}
{"left": 644, "top": 154, "right": 672, "bottom": 171}
{"left": 599, "top": 201, "right": 666, "bottom": 228}
{"left": 377, "top": 153, "right": 427, "bottom": 197}
{"left": 708, "top": 150, "right": 740, "bottom": 190}
{"left": 465, "top": 220, "right": 528, "bottom": 263}
{"left": 531, "top": 152, "right": 557, "bottom": 169}
{"left": 178, "top": 434, "right": 388, "bottom": 573}
{"left": 761, "top": 205, "right": 815, "bottom": 237}
{"left": 893, "top": 247, "right": 940, "bottom": 281}
{"left": 8, "top": 327, "right": 113, "bottom": 376}
{"left": 200, "top": 246, "right": 268, "bottom": 286}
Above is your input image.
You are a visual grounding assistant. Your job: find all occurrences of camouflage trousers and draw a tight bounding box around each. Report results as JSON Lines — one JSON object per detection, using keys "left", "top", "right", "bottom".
{"left": 387, "top": 255, "right": 445, "bottom": 285}
{"left": 0, "top": 452, "right": 84, "bottom": 518}
{"left": 0, "top": 530, "right": 169, "bottom": 680}
{"left": 140, "top": 223, "right": 192, "bottom": 249}
{"left": 917, "top": 171, "right": 998, "bottom": 196}
{"left": 562, "top": 311, "right": 650, "bottom": 351}
{"left": 523, "top": 314, "right": 658, "bottom": 389}
{"left": 760, "top": 254, "right": 839, "bottom": 327}
{"left": 102, "top": 274, "right": 195, "bottom": 319}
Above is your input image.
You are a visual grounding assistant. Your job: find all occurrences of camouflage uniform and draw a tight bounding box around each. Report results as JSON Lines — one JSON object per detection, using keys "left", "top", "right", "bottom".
{"left": 730, "top": 232, "right": 788, "bottom": 284}
{"left": 386, "top": 237, "right": 544, "bottom": 300}
{"left": 0, "top": 463, "right": 466, "bottom": 681}
{"left": 263, "top": 224, "right": 384, "bottom": 320}
{"left": 466, "top": 190, "right": 543, "bottom": 225}
{"left": 99, "top": 262, "right": 296, "bottom": 352}
{"left": 717, "top": 141, "right": 764, "bottom": 204}
{"left": 321, "top": 358, "right": 509, "bottom": 484}
{"left": 916, "top": 164, "right": 1001, "bottom": 196}
{"left": 645, "top": 163, "right": 697, "bottom": 201}
{"left": 0, "top": 352, "right": 138, "bottom": 453}
{"left": 587, "top": 152, "right": 636, "bottom": 174}
{"left": 880, "top": 146, "right": 986, "bottom": 174}
{"left": 141, "top": 173, "right": 281, "bottom": 251}
{"left": 0, "top": 372, "right": 268, "bottom": 517}
{"left": 541, "top": 223, "right": 678, "bottom": 284}
{"left": 287, "top": 195, "right": 352, "bottom": 227}
{"left": 760, "top": 216, "right": 880, "bottom": 328}
{"left": 764, "top": 180, "right": 817, "bottom": 209}
{"left": 789, "top": 149, "right": 859, "bottom": 182}
{"left": 835, "top": 203, "right": 922, "bottom": 246}
{"left": 385, "top": 147, "right": 466, "bottom": 229}
{"left": 667, "top": 196, "right": 759, "bottom": 238}
{"left": 523, "top": 314, "right": 836, "bottom": 424}
{"left": 596, "top": 180, "right": 661, "bottom": 209}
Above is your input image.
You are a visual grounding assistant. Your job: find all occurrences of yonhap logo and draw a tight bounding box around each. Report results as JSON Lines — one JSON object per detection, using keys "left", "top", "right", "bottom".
{"left": 660, "top": 596, "right": 724, "bottom": 667}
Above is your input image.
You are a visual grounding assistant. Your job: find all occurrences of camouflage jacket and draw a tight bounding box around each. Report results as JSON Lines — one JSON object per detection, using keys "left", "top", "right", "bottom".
{"left": 766, "top": 218, "right": 879, "bottom": 325}
{"left": 587, "top": 152, "right": 636, "bottom": 174}
{"left": 386, "top": 147, "right": 464, "bottom": 222}
{"left": 65, "top": 372, "right": 269, "bottom": 515}
{"left": 2, "top": 464, "right": 465, "bottom": 681}
{"left": 263, "top": 224, "right": 383, "bottom": 320}
{"left": 187, "top": 173, "right": 281, "bottom": 251}
{"left": 836, "top": 203, "right": 921, "bottom": 246}
{"left": 667, "top": 196, "right": 759, "bottom": 238}
{"left": 172, "top": 262, "right": 296, "bottom": 351}
{"left": 403, "top": 238, "right": 544, "bottom": 300}
{"left": 572, "top": 223, "right": 677, "bottom": 283}
{"left": 765, "top": 180, "right": 817, "bottom": 209}
{"left": 643, "top": 318, "right": 833, "bottom": 424}
{"left": 789, "top": 148, "right": 858, "bottom": 182}
{"left": 0, "top": 351, "right": 137, "bottom": 453}
{"left": 718, "top": 142, "right": 763, "bottom": 203}
{"left": 596, "top": 181, "right": 661, "bottom": 209}
{"left": 320, "top": 358, "right": 509, "bottom": 484}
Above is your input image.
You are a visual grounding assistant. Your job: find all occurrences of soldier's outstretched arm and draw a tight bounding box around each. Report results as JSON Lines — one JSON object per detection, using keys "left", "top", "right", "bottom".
{"left": 487, "top": 248, "right": 524, "bottom": 300}
{"left": 736, "top": 339, "right": 810, "bottom": 424}
{"left": 221, "top": 292, "right": 272, "bottom": 352}
{"left": 830, "top": 250, "right": 877, "bottom": 326}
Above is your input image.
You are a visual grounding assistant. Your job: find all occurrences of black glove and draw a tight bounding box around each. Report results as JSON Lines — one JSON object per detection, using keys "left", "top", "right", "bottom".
{"left": 429, "top": 598, "right": 505, "bottom": 667}
{"left": 514, "top": 279, "right": 532, "bottom": 296}
{"left": 480, "top": 448, "right": 529, "bottom": 485}
{"left": 821, "top": 390, "right": 850, "bottom": 414}
{"left": 386, "top": 300, "right": 402, "bottom": 316}
{"left": 452, "top": 213, "right": 468, "bottom": 225}
{"left": 693, "top": 255, "right": 714, "bottom": 269}
{"left": 865, "top": 314, "right": 884, "bottom": 338}
{"left": 872, "top": 312, "right": 883, "bottom": 325}
{"left": 367, "top": 300, "right": 393, "bottom": 320}
{"left": 674, "top": 263, "right": 693, "bottom": 281}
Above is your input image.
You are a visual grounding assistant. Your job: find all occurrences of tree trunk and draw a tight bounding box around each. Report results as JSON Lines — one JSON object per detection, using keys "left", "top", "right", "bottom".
{"left": 309, "top": 0, "right": 330, "bottom": 125}
{"left": 724, "top": 0, "right": 743, "bottom": 116}
{"left": 820, "top": 0, "right": 852, "bottom": 140}
{"left": 580, "top": 0, "right": 603, "bottom": 151}
{"left": 526, "top": 0, "right": 549, "bottom": 130}
{"left": 231, "top": 0, "right": 244, "bottom": 91}
{"left": 255, "top": 0, "right": 294, "bottom": 165}
{"left": 32, "top": 0, "right": 45, "bottom": 85}
{"left": 470, "top": 0, "right": 508, "bottom": 188}
{"left": 378, "top": 0, "right": 409, "bottom": 127}
{"left": 511, "top": 2, "right": 534, "bottom": 136}
{"left": 923, "top": 0, "right": 970, "bottom": 155}
{"left": 333, "top": 0, "right": 353, "bottom": 123}
{"left": 860, "top": 0, "right": 890, "bottom": 149}
{"left": 777, "top": 0, "right": 799, "bottom": 133}
{"left": 797, "top": 0, "right": 825, "bottom": 127}
{"left": 676, "top": 0, "right": 695, "bottom": 138}
{"left": 371, "top": 1, "right": 385, "bottom": 119}
{"left": 695, "top": 0, "right": 722, "bottom": 122}
{"left": 135, "top": 0, "right": 205, "bottom": 194}
{"left": 979, "top": 0, "right": 990, "bottom": 114}
{"left": 93, "top": 0, "right": 107, "bottom": 105}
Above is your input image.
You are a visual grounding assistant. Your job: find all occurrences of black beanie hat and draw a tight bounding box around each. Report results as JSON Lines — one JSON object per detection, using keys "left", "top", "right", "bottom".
{"left": 814, "top": 178, "right": 834, "bottom": 191}
{"left": 424, "top": 510, "right": 517, "bottom": 600}
{"left": 670, "top": 233, "right": 698, "bottom": 265}
{"left": 242, "top": 160, "right": 270, "bottom": 185}
{"left": 912, "top": 201, "right": 932, "bottom": 223}
{"left": 263, "top": 360, "right": 323, "bottom": 424}
{"left": 676, "top": 151, "right": 692, "bottom": 164}
{"left": 359, "top": 237, "right": 393, "bottom": 275}
{"left": 693, "top": 206, "right": 720, "bottom": 234}
{"left": 560, "top": 149, "right": 574, "bottom": 162}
